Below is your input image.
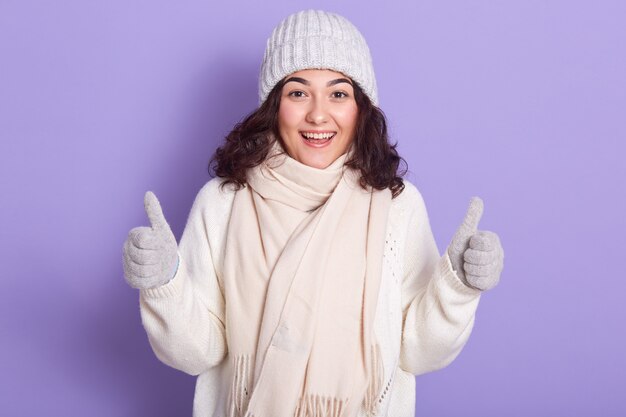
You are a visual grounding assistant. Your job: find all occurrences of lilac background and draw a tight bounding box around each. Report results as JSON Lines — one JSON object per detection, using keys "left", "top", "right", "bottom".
{"left": 1, "top": 0, "right": 624, "bottom": 416}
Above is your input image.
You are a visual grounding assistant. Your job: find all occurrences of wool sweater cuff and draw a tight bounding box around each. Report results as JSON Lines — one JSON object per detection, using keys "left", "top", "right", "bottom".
{"left": 140, "top": 252, "right": 185, "bottom": 299}
{"left": 439, "top": 252, "right": 483, "bottom": 297}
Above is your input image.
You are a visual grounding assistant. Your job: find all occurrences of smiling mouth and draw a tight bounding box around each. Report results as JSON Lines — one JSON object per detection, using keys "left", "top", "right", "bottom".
{"left": 300, "top": 131, "right": 337, "bottom": 144}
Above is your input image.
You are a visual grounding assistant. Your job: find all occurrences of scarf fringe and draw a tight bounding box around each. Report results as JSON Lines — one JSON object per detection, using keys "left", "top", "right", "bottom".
{"left": 241, "top": 395, "right": 348, "bottom": 417}
{"left": 228, "top": 348, "right": 387, "bottom": 417}
{"left": 362, "top": 343, "right": 384, "bottom": 417}
{"left": 294, "top": 394, "right": 348, "bottom": 417}
{"left": 228, "top": 354, "right": 252, "bottom": 417}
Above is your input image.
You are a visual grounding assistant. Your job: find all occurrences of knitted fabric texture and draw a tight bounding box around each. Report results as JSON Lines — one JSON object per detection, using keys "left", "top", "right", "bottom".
{"left": 258, "top": 9, "right": 378, "bottom": 106}
{"left": 138, "top": 177, "right": 483, "bottom": 417}
{"left": 222, "top": 141, "right": 391, "bottom": 416}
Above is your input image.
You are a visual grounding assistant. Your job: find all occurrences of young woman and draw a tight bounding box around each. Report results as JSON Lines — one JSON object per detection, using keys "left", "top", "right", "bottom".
{"left": 123, "top": 9, "right": 504, "bottom": 417}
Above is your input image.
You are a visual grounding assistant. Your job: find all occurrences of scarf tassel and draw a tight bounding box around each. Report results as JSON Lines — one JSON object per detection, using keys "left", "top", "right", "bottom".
{"left": 228, "top": 348, "right": 386, "bottom": 417}
{"left": 363, "top": 343, "right": 384, "bottom": 417}
{"left": 294, "top": 394, "right": 348, "bottom": 417}
{"left": 228, "top": 354, "right": 252, "bottom": 417}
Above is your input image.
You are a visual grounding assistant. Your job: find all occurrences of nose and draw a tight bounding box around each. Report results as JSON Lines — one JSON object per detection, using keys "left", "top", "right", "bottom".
{"left": 305, "top": 98, "right": 328, "bottom": 125}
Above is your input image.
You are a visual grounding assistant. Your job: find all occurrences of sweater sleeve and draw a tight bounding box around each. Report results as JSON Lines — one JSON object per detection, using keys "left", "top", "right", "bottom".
{"left": 398, "top": 184, "right": 482, "bottom": 376}
{"left": 138, "top": 179, "right": 229, "bottom": 376}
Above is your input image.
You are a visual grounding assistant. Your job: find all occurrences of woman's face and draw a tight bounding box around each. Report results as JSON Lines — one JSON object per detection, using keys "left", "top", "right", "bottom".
{"left": 277, "top": 69, "right": 358, "bottom": 169}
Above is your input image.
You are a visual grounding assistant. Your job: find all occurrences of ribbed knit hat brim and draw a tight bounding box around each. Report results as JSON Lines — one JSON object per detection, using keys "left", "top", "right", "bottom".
{"left": 258, "top": 10, "right": 378, "bottom": 106}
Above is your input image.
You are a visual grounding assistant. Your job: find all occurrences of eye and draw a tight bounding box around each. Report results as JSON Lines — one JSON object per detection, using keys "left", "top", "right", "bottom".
{"left": 332, "top": 91, "right": 349, "bottom": 99}
{"left": 287, "top": 90, "right": 306, "bottom": 98}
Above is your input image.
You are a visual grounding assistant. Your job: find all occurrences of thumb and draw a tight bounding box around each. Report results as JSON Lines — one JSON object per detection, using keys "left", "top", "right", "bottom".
{"left": 144, "top": 191, "right": 169, "bottom": 230}
{"left": 452, "top": 196, "right": 484, "bottom": 243}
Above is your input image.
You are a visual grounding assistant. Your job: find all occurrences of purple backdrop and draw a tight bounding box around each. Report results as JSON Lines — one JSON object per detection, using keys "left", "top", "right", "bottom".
{"left": 1, "top": 0, "right": 624, "bottom": 416}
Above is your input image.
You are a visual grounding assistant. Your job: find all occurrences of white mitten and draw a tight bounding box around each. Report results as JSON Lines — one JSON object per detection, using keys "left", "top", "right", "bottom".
{"left": 123, "top": 191, "right": 179, "bottom": 290}
{"left": 446, "top": 197, "right": 504, "bottom": 291}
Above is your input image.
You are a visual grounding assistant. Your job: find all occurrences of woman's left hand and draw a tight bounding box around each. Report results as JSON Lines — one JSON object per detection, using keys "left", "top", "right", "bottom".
{"left": 446, "top": 197, "right": 504, "bottom": 291}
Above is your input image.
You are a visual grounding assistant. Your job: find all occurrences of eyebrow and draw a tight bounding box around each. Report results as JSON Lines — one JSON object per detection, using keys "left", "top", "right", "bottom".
{"left": 284, "top": 76, "right": 353, "bottom": 87}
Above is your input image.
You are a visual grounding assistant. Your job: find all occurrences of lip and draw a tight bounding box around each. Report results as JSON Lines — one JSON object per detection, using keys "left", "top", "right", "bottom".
{"left": 299, "top": 131, "right": 336, "bottom": 148}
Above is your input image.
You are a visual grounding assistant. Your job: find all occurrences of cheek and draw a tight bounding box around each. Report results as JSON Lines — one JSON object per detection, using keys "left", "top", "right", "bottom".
{"left": 278, "top": 103, "right": 302, "bottom": 130}
{"left": 337, "top": 105, "right": 358, "bottom": 132}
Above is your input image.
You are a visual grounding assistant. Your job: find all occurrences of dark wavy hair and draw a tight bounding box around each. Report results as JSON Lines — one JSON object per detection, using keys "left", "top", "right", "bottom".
{"left": 208, "top": 77, "right": 407, "bottom": 198}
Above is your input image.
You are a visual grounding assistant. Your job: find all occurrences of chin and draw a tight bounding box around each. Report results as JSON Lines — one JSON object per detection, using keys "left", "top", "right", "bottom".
{"left": 288, "top": 144, "right": 346, "bottom": 169}
{"left": 293, "top": 152, "right": 335, "bottom": 169}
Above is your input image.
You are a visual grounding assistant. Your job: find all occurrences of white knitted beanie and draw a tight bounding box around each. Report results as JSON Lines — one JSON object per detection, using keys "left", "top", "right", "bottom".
{"left": 258, "top": 9, "right": 378, "bottom": 106}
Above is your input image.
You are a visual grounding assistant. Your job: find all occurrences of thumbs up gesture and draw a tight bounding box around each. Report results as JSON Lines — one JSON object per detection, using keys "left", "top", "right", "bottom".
{"left": 123, "top": 191, "right": 179, "bottom": 290}
{"left": 446, "top": 197, "right": 504, "bottom": 291}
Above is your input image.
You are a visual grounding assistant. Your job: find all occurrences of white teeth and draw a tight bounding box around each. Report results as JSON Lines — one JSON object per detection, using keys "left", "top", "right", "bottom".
{"left": 301, "top": 132, "right": 335, "bottom": 139}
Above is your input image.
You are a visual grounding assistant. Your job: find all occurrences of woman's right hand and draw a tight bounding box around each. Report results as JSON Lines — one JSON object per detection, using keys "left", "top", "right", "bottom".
{"left": 123, "top": 191, "right": 179, "bottom": 290}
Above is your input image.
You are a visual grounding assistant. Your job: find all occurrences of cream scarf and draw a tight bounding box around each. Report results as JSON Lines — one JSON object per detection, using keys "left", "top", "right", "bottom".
{"left": 223, "top": 141, "right": 392, "bottom": 417}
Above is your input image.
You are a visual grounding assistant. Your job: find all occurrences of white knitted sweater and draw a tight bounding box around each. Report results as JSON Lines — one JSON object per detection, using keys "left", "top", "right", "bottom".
{"left": 139, "top": 177, "right": 482, "bottom": 417}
